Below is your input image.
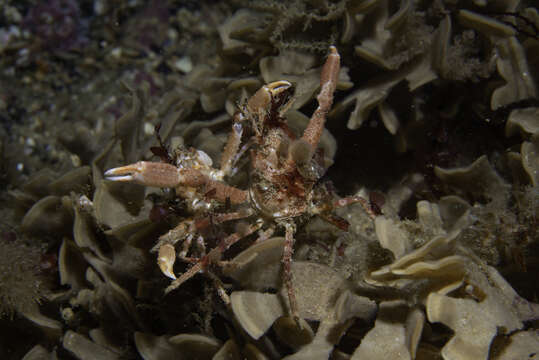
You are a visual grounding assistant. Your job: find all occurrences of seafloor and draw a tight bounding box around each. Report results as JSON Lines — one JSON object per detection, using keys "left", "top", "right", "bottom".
{"left": 0, "top": 0, "right": 538, "bottom": 359}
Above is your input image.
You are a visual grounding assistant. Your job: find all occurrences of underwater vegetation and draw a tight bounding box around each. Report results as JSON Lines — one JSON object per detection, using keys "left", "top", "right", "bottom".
{"left": 22, "top": 0, "right": 88, "bottom": 53}
{"left": 0, "top": 234, "right": 47, "bottom": 318}
{"left": 0, "top": 0, "right": 538, "bottom": 359}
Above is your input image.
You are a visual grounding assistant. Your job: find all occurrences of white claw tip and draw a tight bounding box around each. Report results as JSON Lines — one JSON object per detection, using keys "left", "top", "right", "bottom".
{"left": 104, "top": 174, "right": 135, "bottom": 182}
{"left": 104, "top": 162, "right": 144, "bottom": 183}
{"left": 159, "top": 264, "right": 177, "bottom": 280}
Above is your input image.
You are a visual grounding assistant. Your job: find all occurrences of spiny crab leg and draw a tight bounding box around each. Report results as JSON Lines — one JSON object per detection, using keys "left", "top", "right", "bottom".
{"left": 165, "top": 219, "right": 263, "bottom": 294}
{"left": 282, "top": 222, "right": 300, "bottom": 325}
{"left": 156, "top": 208, "right": 256, "bottom": 280}
{"left": 220, "top": 121, "right": 244, "bottom": 177}
{"left": 301, "top": 46, "right": 340, "bottom": 156}
{"left": 334, "top": 195, "right": 376, "bottom": 219}
{"left": 105, "top": 161, "right": 248, "bottom": 205}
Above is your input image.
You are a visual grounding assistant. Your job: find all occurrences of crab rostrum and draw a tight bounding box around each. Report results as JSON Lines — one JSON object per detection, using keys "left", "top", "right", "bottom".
{"left": 105, "top": 46, "right": 373, "bottom": 322}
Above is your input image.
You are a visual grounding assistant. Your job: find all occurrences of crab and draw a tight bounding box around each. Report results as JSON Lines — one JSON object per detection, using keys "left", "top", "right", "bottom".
{"left": 105, "top": 46, "right": 374, "bottom": 322}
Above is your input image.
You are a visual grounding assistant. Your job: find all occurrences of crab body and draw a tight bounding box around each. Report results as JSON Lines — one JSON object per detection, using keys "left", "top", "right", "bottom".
{"left": 105, "top": 47, "right": 373, "bottom": 322}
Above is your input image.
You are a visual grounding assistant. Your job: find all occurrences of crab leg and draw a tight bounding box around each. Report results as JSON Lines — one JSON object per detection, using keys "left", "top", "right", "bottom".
{"left": 282, "top": 221, "right": 300, "bottom": 324}
{"left": 105, "top": 161, "right": 248, "bottom": 205}
{"left": 155, "top": 208, "right": 256, "bottom": 280}
{"left": 334, "top": 195, "right": 377, "bottom": 219}
{"left": 301, "top": 46, "right": 340, "bottom": 153}
{"left": 165, "top": 219, "right": 263, "bottom": 294}
{"left": 193, "top": 208, "right": 255, "bottom": 230}
{"left": 220, "top": 120, "right": 244, "bottom": 176}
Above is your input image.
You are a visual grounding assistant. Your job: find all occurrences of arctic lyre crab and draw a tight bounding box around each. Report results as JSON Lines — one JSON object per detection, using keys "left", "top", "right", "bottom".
{"left": 105, "top": 46, "right": 374, "bottom": 322}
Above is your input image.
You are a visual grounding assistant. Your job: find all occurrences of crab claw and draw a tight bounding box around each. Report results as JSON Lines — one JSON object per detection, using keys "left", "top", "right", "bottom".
{"left": 157, "top": 243, "right": 177, "bottom": 280}
{"left": 246, "top": 80, "right": 293, "bottom": 114}
{"left": 267, "top": 80, "right": 293, "bottom": 95}
{"left": 105, "top": 161, "right": 182, "bottom": 188}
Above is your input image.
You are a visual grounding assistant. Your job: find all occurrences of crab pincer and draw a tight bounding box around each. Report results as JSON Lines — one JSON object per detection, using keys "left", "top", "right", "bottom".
{"left": 105, "top": 161, "right": 185, "bottom": 188}
{"left": 105, "top": 160, "right": 248, "bottom": 205}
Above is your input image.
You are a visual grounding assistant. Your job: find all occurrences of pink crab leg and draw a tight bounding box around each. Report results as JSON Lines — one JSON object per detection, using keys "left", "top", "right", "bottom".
{"left": 334, "top": 195, "right": 377, "bottom": 219}
{"left": 158, "top": 208, "right": 255, "bottom": 247}
{"left": 192, "top": 208, "right": 255, "bottom": 230}
{"left": 165, "top": 219, "right": 263, "bottom": 294}
{"left": 301, "top": 46, "right": 340, "bottom": 153}
{"left": 282, "top": 221, "right": 300, "bottom": 325}
{"left": 308, "top": 194, "right": 376, "bottom": 232}
{"left": 220, "top": 120, "right": 244, "bottom": 176}
{"left": 200, "top": 178, "right": 248, "bottom": 205}
{"left": 105, "top": 161, "right": 248, "bottom": 205}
